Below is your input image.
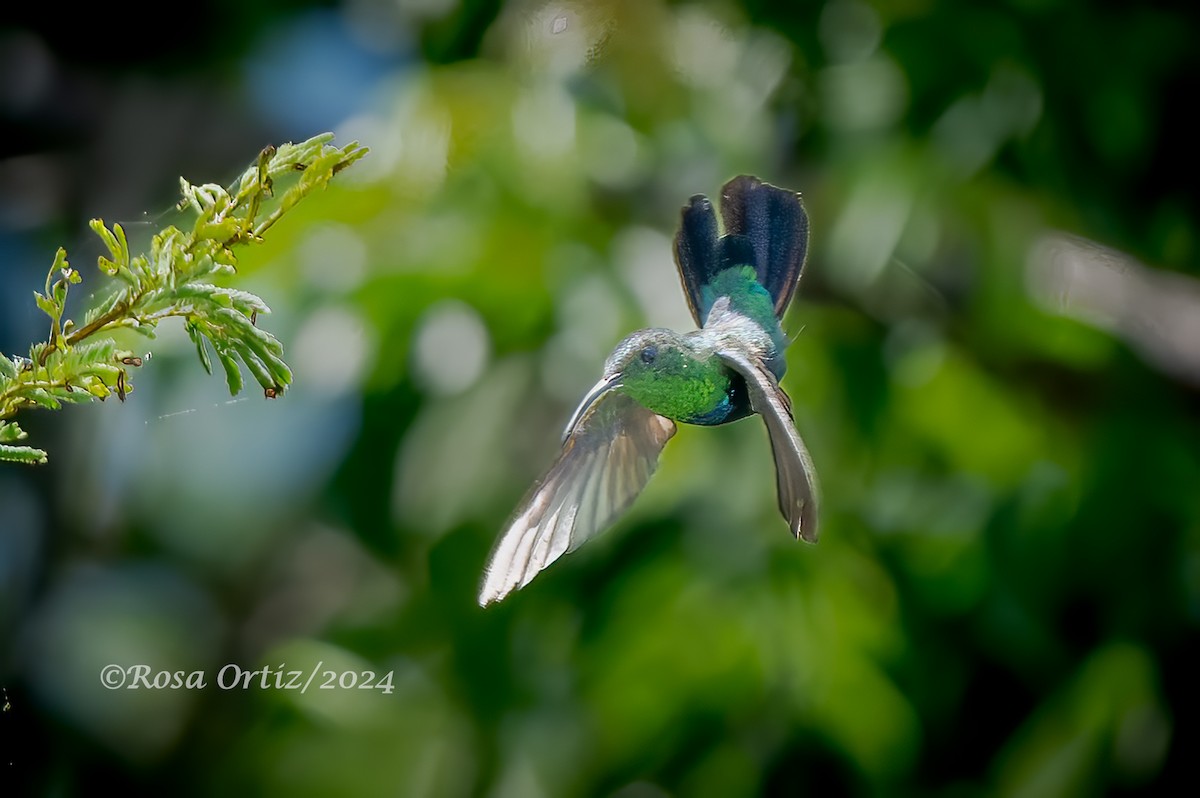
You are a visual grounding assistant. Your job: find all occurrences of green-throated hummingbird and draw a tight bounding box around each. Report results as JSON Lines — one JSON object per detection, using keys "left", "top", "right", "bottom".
{"left": 479, "top": 175, "right": 818, "bottom": 605}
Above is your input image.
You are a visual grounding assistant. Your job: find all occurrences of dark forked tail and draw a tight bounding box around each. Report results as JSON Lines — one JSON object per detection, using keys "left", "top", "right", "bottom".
{"left": 673, "top": 175, "right": 810, "bottom": 327}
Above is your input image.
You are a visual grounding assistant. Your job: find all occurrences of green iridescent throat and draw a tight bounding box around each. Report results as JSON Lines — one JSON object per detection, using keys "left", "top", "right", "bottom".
{"left": 620, "top": 347, "right": 729, "bottom": 423}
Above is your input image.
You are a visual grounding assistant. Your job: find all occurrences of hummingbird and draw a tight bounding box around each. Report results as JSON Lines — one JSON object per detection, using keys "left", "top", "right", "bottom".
{"left": 479, "top": 175, "right": 819, "bottom": 605}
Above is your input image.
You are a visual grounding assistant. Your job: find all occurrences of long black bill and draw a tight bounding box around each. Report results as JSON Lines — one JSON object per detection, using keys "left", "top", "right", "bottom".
{"left": 561, "top": 375, "right": 622, "bottom": 444}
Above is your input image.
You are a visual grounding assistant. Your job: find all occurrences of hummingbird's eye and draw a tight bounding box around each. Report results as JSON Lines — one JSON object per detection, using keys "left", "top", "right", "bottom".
{"left": 640, "top": 346, "right": 657, "bottom": 364}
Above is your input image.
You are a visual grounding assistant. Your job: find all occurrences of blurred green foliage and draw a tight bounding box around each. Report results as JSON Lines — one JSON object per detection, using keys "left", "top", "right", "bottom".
{"left": 2, "top": 0, "right": 1198, "bottom": 796}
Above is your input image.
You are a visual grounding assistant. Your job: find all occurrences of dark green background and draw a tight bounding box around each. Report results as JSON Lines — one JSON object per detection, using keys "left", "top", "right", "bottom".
{"left": 2, "top": 0, "right": 1197, "bottom": 795}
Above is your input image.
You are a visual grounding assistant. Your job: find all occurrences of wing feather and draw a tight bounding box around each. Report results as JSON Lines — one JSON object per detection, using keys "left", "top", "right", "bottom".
{"left": 717, "top": 348, "right": 820, "bottom": 542}
{"left": 479, "top": 393, "right": 675, "bottom": 605}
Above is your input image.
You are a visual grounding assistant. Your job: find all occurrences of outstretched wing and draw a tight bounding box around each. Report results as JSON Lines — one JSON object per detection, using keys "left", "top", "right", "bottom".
{"left": 479, "top": 392, "right": 676, "bottom": 605}
{"left": 717, "top": 348, "right": 819, "bottom": 542}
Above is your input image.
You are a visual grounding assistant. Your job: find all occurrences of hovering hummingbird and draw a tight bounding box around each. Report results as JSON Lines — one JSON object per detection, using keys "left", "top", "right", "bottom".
{"left": 479, "top": 175, "right": 819, "bottom": 605}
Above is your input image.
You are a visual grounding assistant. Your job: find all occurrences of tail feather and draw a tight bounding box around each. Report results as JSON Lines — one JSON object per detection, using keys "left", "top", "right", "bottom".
{"left": 719, "top": 175, "right": 809, "bottom": 318}
{"left": 674, "top": 194, "right": 721, "bottom": 326}
{"left": 673, "top": 175, "right": 809, "bottom": 326}
{"left": 717, "top": 234, "right": 757, "bottom": 273}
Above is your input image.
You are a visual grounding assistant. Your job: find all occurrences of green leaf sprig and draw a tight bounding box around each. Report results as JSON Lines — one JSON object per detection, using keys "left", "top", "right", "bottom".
{"left": 0, "top": 133, "right": 368, "bottom": 464}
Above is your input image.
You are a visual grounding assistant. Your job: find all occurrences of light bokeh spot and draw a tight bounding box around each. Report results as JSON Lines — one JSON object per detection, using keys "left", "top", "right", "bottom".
{"left": 412, "top": 299, "right": 491, "bottom": 395}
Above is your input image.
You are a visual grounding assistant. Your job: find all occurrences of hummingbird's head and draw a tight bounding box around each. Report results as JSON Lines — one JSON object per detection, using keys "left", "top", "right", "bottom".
{"left": 563, "top": 328, "right": 730, "bottom": 437}
{"left": 602, "top": 328, "right": 693, "bottom": 384}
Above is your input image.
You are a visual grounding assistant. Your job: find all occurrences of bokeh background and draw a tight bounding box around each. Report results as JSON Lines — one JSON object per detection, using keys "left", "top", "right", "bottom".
{"left": 2, "top": 0, "right": 1198, "bottom": 795}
